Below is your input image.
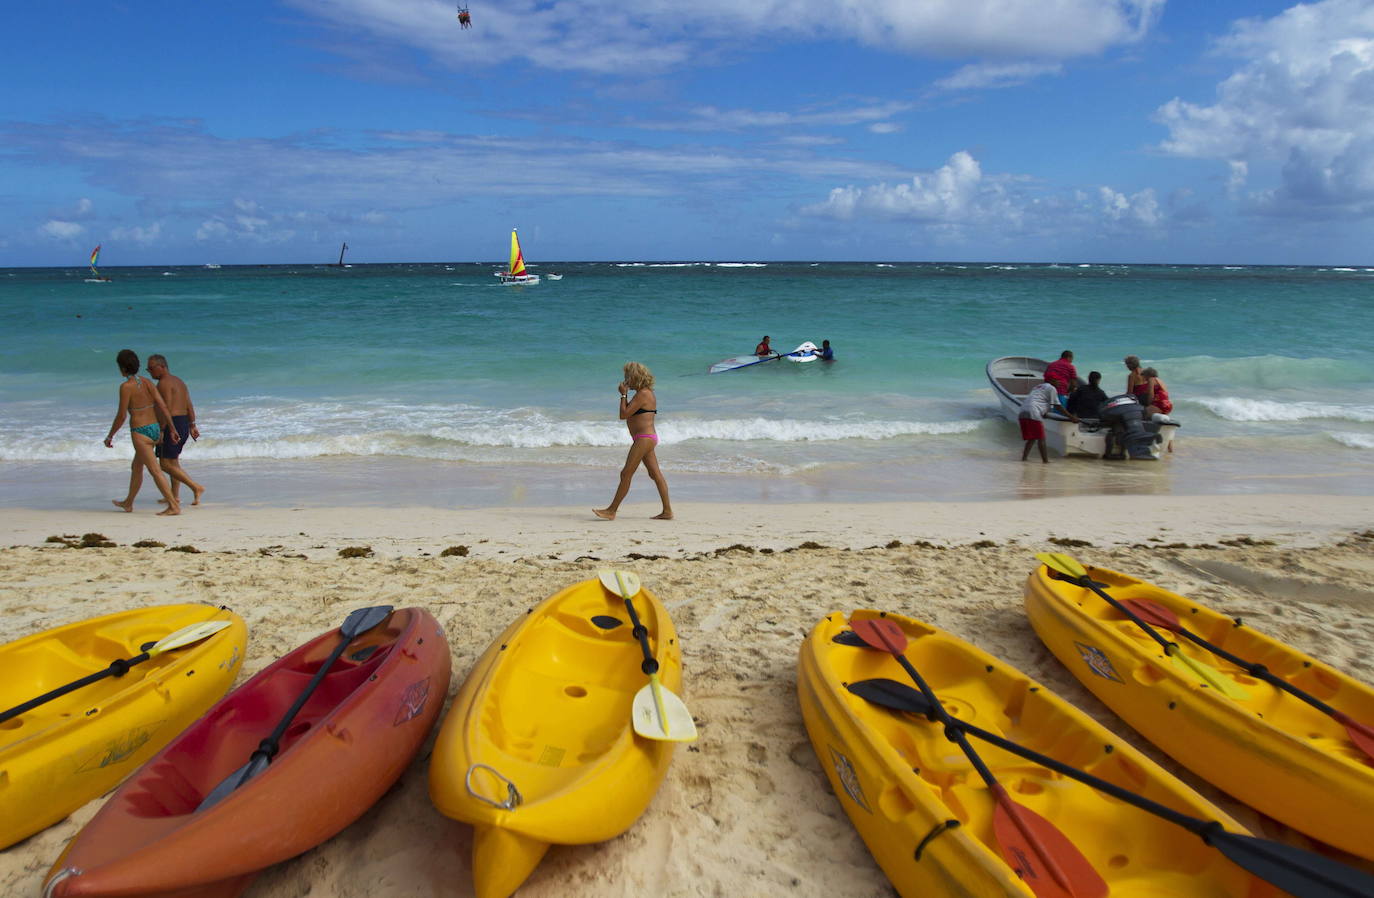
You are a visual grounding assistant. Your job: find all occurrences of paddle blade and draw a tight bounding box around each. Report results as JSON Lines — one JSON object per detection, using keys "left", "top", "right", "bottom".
{"left": 1121, "top": 598, "right": 1184, "bottom": 632}
{"left": 847, "top": 678, "right": 934, "bottom": 716}
{"left": 340, "top": 605, "right": 393, "bottom": 638}
{"left": 632, "top": 677, "right": 697, "bottom": 742}
{"left": 1207, "top": 829, "right": 1374, "bottom": 898}
{"left": 196, "top": 754, "right": 269, "bottom": 812}
{"left": 850, "top": 617, "right": 908, "bottom": 655}
{"left": 148, "top": 619, "right": 232, "bottom": 656}
{"left": 1035, "top": 552, "right": 1087, "bottom": 580}
{"left": 598, "top": 569, "right": 641, "bottom": 599}
{"left": 991, "top": 791, "right": 1108, "bottom": 898}
{"left": 1332, "top": 713, "right": 1374, "bottom": 764}
{"left": 1168, "top": 647, "right": 1251, "bottom": 700}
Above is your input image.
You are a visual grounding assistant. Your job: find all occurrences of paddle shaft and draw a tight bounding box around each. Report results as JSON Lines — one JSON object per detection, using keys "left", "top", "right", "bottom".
{"left": 619, "top": 592, "right": 659, "bottom": 677}
{"left": 252, "top": 634, "right": 354, "bottom": 763}
{"left": 1069, "top": 573, "right": 1188, "bottom": 658}
{"left": 888, "top": 652, "right": 1079, "bottom": 893}
{"left": 0, "top": 642, "right": 154, "bottom": 724}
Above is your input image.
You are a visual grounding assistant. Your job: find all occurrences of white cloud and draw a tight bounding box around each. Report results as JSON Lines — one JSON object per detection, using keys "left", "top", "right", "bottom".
{"left": 934, "top": 61, "right": 1064, "bottom": 92}
{"left": 868, "top": 122, "right": 903, "bottom": 134}
{"left": 1099, "top": 186, "right": 1162, "bottom": 228}
{"left": 1155, "top": 0, "right": 1374, "bottom": 217}
{"left": 802, "top": 151, "right": 1023, "bottom": 225}
{"left": 111, "top": 222, "right": 162, "bottom": 244}
{"left": 39, "top": 220, "right": 84, "bottom": 240}
{"left": 288, "top": 0, "right": 1163, "bottom": 75}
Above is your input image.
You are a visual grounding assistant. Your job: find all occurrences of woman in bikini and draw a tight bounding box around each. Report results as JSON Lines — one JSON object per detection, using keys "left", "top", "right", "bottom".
{"left": 105, "top": 349, "right": 181, "bottom": 515}
{"left": 1124, "top": 355, "right": 1147, "bottom": 400}
{"left": 593, "top": 361, "right": 672, "bottom": 521}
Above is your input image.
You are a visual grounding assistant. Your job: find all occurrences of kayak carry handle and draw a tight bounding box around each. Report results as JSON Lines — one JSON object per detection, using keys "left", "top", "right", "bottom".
{"left": 466, "top": 763, "right": 522, "bottom": 810}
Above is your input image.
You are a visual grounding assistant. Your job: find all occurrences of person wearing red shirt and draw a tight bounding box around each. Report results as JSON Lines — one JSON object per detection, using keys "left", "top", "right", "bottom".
{"left": 1043, "top": 350, "right": 1078, "bottom": 403}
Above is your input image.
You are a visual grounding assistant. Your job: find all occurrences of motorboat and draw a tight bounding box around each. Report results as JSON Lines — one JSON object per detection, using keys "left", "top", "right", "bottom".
{"left": 986, "top": 356, "right": 1179, "bottom": 458}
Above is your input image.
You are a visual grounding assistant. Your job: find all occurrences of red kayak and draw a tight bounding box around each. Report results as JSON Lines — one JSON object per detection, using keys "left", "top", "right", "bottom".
{"left": 44, "top": 607, "right": 451, "bottom": 898}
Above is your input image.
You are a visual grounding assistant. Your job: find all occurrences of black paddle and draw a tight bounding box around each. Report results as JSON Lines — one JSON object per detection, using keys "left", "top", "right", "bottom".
{"left": 0, "top": 620, "right": 232, "bottom": 725}
{"left": 196, "top": 605, "right": 393, "bottom": 811}
{"left": 849, "top": 676, "right": 1374, "bottom": 898}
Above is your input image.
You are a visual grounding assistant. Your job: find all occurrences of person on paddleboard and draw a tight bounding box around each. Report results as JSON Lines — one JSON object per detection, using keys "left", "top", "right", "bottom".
{"left": 593, "top": 361, "right": 673, "bottom": 521}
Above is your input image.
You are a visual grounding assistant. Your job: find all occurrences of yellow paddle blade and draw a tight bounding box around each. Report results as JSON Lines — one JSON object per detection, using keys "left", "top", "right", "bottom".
{"left": 148, "top": 619, "right": 232, "bottom": 656}
{"left": 1035, "top": 552, "right": 1087, "bottom": 579}
{"left": 633, "top": 676, "right": 697, "bottom": 742}
{"left": 1168, "top": 646, "right": 1251, "bottom": 700}
{"left": 598, "top": 568, "right": 641, "bottom": 599}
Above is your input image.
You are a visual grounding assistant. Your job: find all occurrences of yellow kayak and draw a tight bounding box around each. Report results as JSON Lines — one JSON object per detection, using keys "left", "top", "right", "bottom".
{"left": 428, "top": 575, "right": 685, "bottom": 898}
{"left": 0, "top": 603, "right": 246, "bottom": 850}
{"left": 798, "top": 610, "right": 1274, "bottom": 897}
{"left": 1025, "top": 561, "right": 1374, "bottom": 860}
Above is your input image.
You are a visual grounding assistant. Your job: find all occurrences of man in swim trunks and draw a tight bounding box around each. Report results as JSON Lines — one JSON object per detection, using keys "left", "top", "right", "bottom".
{"left": 148, "top": 354, "right": 206, "bottom": 506}
{"left": 1018, "top": 380, "right": 1078, "bottom": 463}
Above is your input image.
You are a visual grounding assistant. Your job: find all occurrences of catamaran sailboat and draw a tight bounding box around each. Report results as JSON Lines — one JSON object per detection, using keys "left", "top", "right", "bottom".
{"left": 84, "top": 244, "right": 112, "bottom": 282}
{"left": 495, "top": 229, "right": 539, "bottom": 285}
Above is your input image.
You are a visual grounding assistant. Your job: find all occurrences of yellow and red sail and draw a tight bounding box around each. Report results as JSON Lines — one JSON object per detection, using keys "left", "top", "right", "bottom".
{"left": 508, "top": 229, "right": 526, "bottom": 276}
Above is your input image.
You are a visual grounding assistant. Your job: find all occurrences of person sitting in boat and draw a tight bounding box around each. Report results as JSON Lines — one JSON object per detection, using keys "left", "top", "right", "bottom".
{"left": 1018, "top": 381, "right": 1078, "bottom": 464}
{"left": 754, "top": 336, "right": 775, "bottom": 357}
{"left": 1066, "top": 370, "right": 1107, "bottom": 418}
{"left": 1138, "top": 367, "right": 1173, "bottom": 417}
{"left": 816, "top": 339, "right": 835, "bottom": 361}
{"left": 1043, "top": 350, "right": 1077, "bottom": 404}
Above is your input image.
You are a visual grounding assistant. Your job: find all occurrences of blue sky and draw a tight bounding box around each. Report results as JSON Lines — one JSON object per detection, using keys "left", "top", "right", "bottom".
{"left": 6, "top": 0, "right": 1374, "bottom": 265}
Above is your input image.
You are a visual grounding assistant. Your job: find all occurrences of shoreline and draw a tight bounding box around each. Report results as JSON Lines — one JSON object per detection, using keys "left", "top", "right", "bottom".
{"left": 4, "top": 493, "right": 1371, "bottom": 560}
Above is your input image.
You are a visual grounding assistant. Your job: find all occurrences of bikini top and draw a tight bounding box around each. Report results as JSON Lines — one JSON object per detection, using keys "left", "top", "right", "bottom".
{"left": 127, "top": 376, "right": 155, "bottom": 412}
{"left": 630, "top": 408, "right": 657, "bottom": 416}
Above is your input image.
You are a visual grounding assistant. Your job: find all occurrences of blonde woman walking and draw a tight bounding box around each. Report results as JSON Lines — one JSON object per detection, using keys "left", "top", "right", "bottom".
{"left": 594, "top": 361, "right": 672, "bottom": 520}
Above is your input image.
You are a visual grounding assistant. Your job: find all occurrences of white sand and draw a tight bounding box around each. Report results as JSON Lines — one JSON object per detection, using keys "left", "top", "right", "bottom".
{"left": 2, "top": 495, "right": 1372, "bottom": 896}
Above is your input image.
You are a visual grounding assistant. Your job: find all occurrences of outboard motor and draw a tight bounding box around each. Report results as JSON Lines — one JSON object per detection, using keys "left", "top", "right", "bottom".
{"left": 1099, "top": 394, "right": 1162, "bottom": 460}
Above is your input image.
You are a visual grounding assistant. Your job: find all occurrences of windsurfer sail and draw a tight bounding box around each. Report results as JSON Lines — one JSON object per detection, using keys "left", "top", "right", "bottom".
{"left": 335, "top": 242, "right": 348, "bottom": 266}
{"left": 495, "top": 229, "right": 539, "bottom": 285}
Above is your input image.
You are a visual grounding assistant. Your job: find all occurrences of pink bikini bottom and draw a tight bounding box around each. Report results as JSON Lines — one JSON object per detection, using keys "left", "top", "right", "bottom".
{"left": 632, "top": 434, "right": 659, "bottom": 442}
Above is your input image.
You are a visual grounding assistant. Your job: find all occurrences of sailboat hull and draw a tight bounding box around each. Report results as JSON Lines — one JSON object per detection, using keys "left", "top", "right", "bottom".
{"left": 495, "top": 273, "right": 540, "bottom": 285}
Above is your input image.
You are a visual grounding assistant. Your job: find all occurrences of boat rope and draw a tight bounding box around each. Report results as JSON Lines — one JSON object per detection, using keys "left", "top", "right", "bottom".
{"left": 466, "top": 763, "right": 522, "bottom": 810}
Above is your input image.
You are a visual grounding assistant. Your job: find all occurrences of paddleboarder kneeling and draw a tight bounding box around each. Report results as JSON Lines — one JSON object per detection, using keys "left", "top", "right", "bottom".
{"left": 1018, "top": 380, "right": 1077, "bottom": 463}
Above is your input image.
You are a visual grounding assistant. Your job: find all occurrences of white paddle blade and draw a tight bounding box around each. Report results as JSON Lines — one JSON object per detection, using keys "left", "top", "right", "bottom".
{"left": 149, "top": 619, "right": 233, "bottom": 656}
{"left": 632, "top": 679, "right": 697, "bottom": 742}
{"left": 598, "top": 569, "right": 641, "bottom": 599}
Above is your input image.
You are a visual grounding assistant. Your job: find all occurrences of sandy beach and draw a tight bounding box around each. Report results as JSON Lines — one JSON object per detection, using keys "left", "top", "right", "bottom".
{"left": 2, "top": 494, "right": 1373, "bottom": 896}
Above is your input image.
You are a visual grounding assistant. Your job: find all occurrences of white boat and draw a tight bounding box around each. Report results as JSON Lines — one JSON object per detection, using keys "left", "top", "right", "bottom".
{"left": 986, "top": 355, "right": 1179, "bottom": 458}
{"left": 495, "top": 229, "right": 540, "bottom": 285}
{"left": 546, "top": 273, "right": 563, "bottom": 280}
{"left": 203, "top": 263, "right": 221, "bottom": 269}
{"left": 709, "top": 342, "right": 819, "bottom": 374}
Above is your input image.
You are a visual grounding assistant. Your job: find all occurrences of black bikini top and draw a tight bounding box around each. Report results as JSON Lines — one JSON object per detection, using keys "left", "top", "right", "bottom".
{"left": 630, "top": 408, "right": 657, "bottom": 416}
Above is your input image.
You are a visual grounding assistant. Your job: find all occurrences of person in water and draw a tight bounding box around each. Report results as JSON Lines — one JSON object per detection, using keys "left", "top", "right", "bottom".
{"left": 594, "top": 361, "right": 672, "bottom": 521}
{"left": 1043, "top": 350, "right": 1077, "bottom": 404}
{"left": 1138, "top": 366, "right": 1173, "bottom": 417}
{"left": 105, "top": 349, "right": 181, "bottom": 515}
{"left": 148, "top": 354, "right": 205, "bottom": 507}
{"left": 1066, "top": 370, "right": 1107, "bottom": 417}
{"left": 754, "top": 336, "right": 774, "bottom": 356}
{"left": 816, "top": 339, "right": 835, "bottom": 361}
{"left": 1018, "top": 380, "right": 1078, "bottom": 463}
{"left": 1123, "top": 355, "right": 1146, "bottom": 397}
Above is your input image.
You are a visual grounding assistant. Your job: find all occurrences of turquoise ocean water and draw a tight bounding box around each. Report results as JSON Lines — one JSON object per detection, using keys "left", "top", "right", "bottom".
{"left": 2, "top": 261, "right": 1373, "bottom": 508}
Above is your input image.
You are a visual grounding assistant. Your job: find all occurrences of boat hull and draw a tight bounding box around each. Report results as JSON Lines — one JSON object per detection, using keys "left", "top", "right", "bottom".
{"left": 0, "top": 604, "right": 246, "bottom": 851}
{"left": 429, "top": 576, "right": 683, "bottom": 898}
{"left": 986, "top": 355, "right": 1178, "bottom": 457}
{"left": 1024, "top": 562, "right": 1374, "bottom": 860}
{"left": 44, "top": 607, "right": 451, "bottom": 897}
{"left": 798, "top": 609, "right": 1272, "bottom": 897}
{"left": 495, "top": 273, "right": 540, "bottom": 285}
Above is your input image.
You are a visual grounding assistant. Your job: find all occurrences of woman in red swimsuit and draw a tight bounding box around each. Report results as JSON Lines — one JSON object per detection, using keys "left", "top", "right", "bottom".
{"left": 1139, "top": 366, "right": 1173, "bottom": 416}
{"left": 593, "top": 361, "right": 672, "bottom": 521}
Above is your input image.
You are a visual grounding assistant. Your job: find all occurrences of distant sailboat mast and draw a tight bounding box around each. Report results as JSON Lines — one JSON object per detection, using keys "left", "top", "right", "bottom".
{"left": 335, "top": 242, "right": 348, "bottom": 267}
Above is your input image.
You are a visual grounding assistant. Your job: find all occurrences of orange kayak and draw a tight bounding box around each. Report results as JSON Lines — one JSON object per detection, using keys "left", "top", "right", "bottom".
{"left": 43, "top": 607, "right": 451, "bottom": 898}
